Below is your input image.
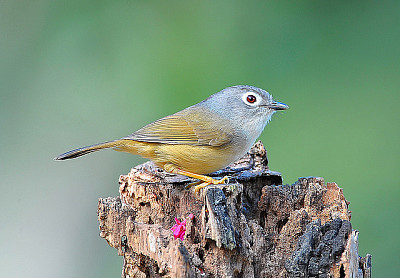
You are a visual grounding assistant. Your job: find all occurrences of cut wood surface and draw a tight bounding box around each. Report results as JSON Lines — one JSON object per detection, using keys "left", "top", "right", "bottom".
{"left": 97, "top": 141, "right": 371, "bottom": 278}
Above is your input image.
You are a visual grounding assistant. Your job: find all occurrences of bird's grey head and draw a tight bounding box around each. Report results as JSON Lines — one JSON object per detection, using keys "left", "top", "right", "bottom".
{"left": 203, "top": 85, "right": 288, "bottom": 121}
{"left": 199, "top": 85, "right": 288, "bottom": 142}
{"left": 194, "top": 85, "right": 289, "bottom": 153}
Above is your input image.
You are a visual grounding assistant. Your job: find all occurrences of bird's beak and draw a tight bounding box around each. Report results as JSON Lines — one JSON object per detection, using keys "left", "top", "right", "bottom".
{"left": 268, "top": 101, "right": 289, "bottom": 110}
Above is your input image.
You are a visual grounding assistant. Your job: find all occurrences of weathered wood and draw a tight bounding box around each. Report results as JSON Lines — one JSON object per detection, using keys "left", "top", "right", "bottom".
{"left": 97, "top": 141, "right": 371, "bottom": 277}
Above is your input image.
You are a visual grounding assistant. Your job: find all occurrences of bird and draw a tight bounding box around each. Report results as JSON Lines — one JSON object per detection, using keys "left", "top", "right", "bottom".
{"left": 55, "top": 85, "right": 288, "bottom": 192}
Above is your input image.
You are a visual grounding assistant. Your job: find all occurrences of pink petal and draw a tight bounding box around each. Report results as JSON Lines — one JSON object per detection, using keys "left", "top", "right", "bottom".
{"left": 170, "top": 218, "right": 187, "bottom": 240}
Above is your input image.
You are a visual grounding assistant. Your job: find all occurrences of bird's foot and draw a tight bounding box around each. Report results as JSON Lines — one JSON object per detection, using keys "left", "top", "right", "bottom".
{"left": 193, "top": 176, "right": 229, "bottom": 193}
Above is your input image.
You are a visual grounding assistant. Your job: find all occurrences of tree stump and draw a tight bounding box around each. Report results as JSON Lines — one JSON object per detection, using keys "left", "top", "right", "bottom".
{"left": 97, "top": 141, "right": 371, "bottom": 278}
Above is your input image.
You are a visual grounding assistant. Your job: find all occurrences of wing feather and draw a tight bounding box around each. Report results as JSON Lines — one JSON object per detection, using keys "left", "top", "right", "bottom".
{"left": 122, "top": 107, "right": 232, "bottom": 146}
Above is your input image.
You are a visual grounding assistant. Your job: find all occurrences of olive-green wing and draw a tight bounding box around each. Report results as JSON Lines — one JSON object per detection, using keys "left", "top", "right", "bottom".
{"left": 122, "top": 108, "right": 232, "bottom": 146}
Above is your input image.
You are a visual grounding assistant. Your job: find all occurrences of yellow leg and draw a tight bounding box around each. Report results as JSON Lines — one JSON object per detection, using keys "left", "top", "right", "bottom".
{"left": 194, "top": 182, "right": 209, "bottom": 193}
{"left": 172, "top": 168, "right": 229, "bottom": 192}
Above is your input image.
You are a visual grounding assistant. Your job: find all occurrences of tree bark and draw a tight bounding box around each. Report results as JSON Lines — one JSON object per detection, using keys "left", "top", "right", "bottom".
{"left": 97, "top": 141, "right": 371, "bottom": 278}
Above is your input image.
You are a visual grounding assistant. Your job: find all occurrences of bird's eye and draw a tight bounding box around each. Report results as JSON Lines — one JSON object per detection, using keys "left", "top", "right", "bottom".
{"left": 242, "top": 92, "right": 261, "bottom": 106}
{"left": 246, "top": 94, "right": 257, "bottom": 103}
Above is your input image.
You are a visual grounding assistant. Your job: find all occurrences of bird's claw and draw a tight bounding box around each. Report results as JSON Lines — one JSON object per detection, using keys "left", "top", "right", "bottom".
{"left": 193, "top": 176, "right": 229, "bottom": 192}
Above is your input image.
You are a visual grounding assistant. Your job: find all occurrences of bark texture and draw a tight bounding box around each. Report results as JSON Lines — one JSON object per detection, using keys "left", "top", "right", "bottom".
{"left": 97, "top": 141, "right": 371, "bottom": 278}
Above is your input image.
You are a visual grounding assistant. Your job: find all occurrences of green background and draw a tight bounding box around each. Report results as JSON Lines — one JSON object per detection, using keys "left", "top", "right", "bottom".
{"left": 1, "top": 1, "right": 399, "bottom": 277}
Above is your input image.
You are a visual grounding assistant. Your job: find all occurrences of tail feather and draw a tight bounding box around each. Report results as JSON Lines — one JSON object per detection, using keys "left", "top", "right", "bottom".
{"left": 54, "top": 141, "right": 118, "bottom": 160}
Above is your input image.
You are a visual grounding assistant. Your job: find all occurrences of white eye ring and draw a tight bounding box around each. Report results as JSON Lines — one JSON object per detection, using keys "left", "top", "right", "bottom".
{"left": 242, "top": 92, "right": 261, "bottom": 106}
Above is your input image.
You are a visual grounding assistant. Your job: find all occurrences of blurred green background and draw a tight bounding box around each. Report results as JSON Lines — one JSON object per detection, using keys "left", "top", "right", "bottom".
{"left": 1, "top": 1, "right": 399, "bottom": 277}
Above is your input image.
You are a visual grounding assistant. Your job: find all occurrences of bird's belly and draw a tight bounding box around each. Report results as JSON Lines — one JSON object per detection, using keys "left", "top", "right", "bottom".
{"left": 116, "top": 139, "right": 251, "bottom": 174}
{"left": 153, "top": 144, "right": 240, "bottom": 174}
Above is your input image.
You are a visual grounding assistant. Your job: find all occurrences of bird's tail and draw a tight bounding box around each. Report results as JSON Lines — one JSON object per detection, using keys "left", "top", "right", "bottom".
{"left": 54, "top": 140, "right": 120, "bottom": 160}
